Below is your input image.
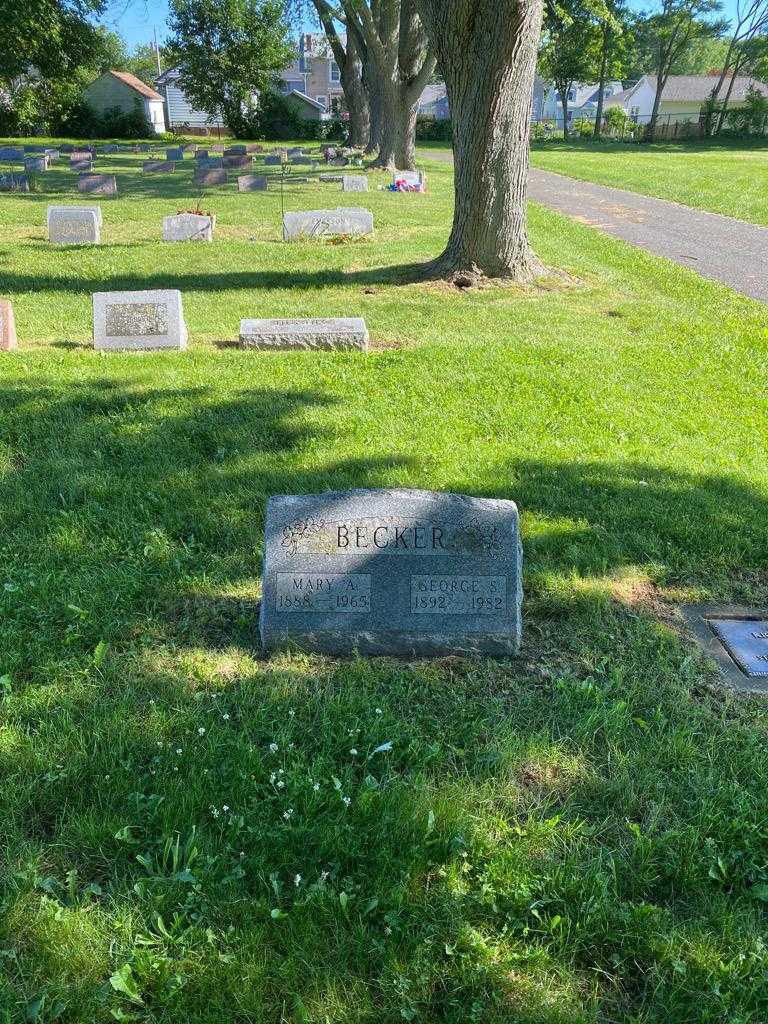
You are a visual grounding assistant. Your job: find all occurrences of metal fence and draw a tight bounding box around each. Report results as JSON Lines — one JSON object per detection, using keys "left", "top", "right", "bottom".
{"left": 530, "top": 110, "right": 768, "bottom": 141}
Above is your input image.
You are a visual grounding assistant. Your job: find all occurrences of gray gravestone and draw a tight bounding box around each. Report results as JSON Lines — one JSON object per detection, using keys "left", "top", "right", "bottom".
{"left": 0, "top": 173, "right": 29, "bottom": 192}
{"left": 283, "top": 207, "right": 373, "bottom": 240}
{"left": 167, "top": 147, "right": 184, "bottom": 161}
{"left": 319, "top": 174, "right": 344, "bottom": 183}
{"left": 287, "top": 148, "right": 303, "bottom": 157}
{"left": 71, "top": 159, "right": 93, "bottom": 172}
{"left": 48, "top": 203, "right": 103, "bottom": 228}
{"left": 162, "top": 213, "right": 214, "bottom": 242}
{"left": 225, "top": 145, "right": 247, "bottom": 156}
{"left": 197, "top": 157, "right": 223, "bottom": 169}
{"left": 194, "top": 168, "right": 227, "bottom": 187}
{"left": 237, "top": 174, "right": 268, "bottom": 192}
{"left": 264, "top": 155, "right": 282, "bottom": 166}
{"left": 240, "top": 317, "right": 368, "bottom": 351}
{"left": 24, "top": 156, "right": 47, "bottom": 173}
{"left": 48, "top": 207, "right": 100, "bottom": 244}
{"left": 59, "top": 144, "right": 74, "bottom": 154}
{"left": 223, "top": 155, "right": 251, "bottom": 169}
{"left": 291, "top": 156, "right": 314, "bottom": 165}
{"left": 44, "top": 149, "right": 60, "bottom": 162}
{"left": 260, "top": 489, "right": 523, "bottom": 657}
{"left": 92, "top": 289, "right": 188, "bottom": 351}
{"left": 77, "top": 173, "right": 117, "bottom": 196}
{"left": 143, "top": 160, "right": 176, "bottom": 173}
{"left": 393, "top": 169, "right": 425, "bottom": 188}
{"left": 211, "top": 144, "right": 226, "bottom": 153}
{"left": 342, "top": 175, "right": 368, "bottom": 192}
{"left": 101, "top": 144, "right": 119, "bottom": 154}
{"left": 194, "top": 150, "right": 210, "bottom": 160}
{"left": 0, "top": 147, "right": 24, "bottom": 161}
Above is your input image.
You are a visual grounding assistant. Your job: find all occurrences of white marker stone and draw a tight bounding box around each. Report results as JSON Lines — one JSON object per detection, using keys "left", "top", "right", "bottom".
{"left": 47, "top": 206, "right": 100, "bottom": 244}
{"left": 342, "top": 175, "right": 368, "bottom": 192}
{"left": 282, "top": 207, "right": 373, "bottom": 240}
{"left": 93, "top": 289, "right": 188, "bottom": 351}
{"left": 162, "top": 213, "right": 214, "bottom": 242}
{"left": 240, "top": 317, "right": 369, "bottom": 352}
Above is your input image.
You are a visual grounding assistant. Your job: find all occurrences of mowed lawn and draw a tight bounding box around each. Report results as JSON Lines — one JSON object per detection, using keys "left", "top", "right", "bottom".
{"left": 1, "top": 142, "right": 768, "bottom": 1023}
{"left": 529, "top": 138, "right": 768, "bottom": 225}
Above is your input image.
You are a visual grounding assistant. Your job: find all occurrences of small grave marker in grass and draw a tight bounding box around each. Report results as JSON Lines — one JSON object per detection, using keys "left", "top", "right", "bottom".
{"left": 239, "top": 316, "right": 369, "bottom": 351}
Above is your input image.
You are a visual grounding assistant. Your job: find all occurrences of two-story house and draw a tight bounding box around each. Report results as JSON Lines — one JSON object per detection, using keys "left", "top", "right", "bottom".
{"left": 277, "top": 33, "right": 345, "bottom": 115}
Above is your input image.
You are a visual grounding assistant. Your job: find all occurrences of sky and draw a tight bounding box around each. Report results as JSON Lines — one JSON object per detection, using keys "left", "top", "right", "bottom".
{"left": 101, "top": 0, "right": 743, "bottom": 51}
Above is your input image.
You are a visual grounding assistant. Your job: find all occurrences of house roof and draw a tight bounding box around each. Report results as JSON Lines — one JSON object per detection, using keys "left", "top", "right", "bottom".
{"left": 610, "top": 74, "right": 768, "bottom": 106}
{"left": 286, "top": 89, "right": 326, "bottom": 110}
{"left": 108, "top": 70, "right": 163, "bottom": 102}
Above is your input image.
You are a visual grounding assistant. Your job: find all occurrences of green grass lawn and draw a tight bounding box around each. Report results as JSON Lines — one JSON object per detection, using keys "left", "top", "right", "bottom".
{"left": 2, "top": 142, "right": 768, "bottom": 1023}
{"left": 529, "top": 138, "right": 768, "bottom": 225}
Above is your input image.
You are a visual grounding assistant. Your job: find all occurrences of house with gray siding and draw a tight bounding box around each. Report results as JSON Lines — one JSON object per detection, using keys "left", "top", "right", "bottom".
{"left": 155, "top": 68, "right": 225, "bottom": 131}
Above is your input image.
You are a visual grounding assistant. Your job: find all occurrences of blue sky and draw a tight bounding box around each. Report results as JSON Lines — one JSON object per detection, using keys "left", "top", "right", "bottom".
{"left": 101, "top": 0, "right": 741, "bottom": 51}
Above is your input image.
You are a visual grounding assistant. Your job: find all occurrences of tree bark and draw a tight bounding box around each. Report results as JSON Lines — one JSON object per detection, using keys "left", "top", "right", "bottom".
{"left": 376, "top": 78, "right": 420, "bottom": 168}
{"left": 415, "top": 0, "right": 546, "bottom": 282}
{"left": 556, "top": 79, "right": 570, "bottom": 139}
{"left": 313, "top": 0, "right": 370, "bottom": 147}
{"left": 593, "top": 23, "right": 610, "bottom": 139}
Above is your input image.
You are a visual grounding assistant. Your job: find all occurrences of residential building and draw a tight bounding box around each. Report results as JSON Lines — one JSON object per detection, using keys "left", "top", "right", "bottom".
{"left": 604, "top": 73, "right": 768, "bottom": 124}
{"left": 277, "top": 33, "right": 344, "bottom": 115}
{"left": 540, "top": 80, "right": 624, "bottom": 125}
{"left": 154, "top": 68, "right": 225, "bottom": 131}
{"left": 84, "top": 70, "right": 166, "bottom": 133}
{"left": 417, "top": 83, "right": 449, "bottom": 119}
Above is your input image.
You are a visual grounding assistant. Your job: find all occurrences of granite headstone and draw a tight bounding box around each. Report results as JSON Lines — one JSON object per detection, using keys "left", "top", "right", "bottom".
{"left": 194, "top": 168, "right": 227, "bottom": 187}
{"left": 260, "top": 489, "right": 523, "bottom": 657}
{"left": 342, "top": 175, "right": 368, "bottom": 192}
{"left": 240, "top": 317, "right": 369, "bottom": 351}
{"left": 77, "top": 173, "right": 117, "bottom": 195}
{"left": 48, "top": 207, "right": 100, "bottom": 244}
{"left": 283, "top": 207, "right": 373, "bottom": 240}
{"left": 237, "top": 174, "right": 268, "bottom": 192}
{"left": 0, "top": 300, "right": 18, "bottom": 351}
{"left": 92, "top": 289, "right": 188, "bottom": 351}
{"left": 162, "top": 213, "right": 214, "bottom": 242}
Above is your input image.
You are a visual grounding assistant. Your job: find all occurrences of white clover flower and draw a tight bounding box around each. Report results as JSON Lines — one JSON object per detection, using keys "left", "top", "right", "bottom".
{"left": 277, "top": 780, "right": 285, "bottom": 789}
{"left": 149, "top": 699, "right": 156, "bottom": 706}
{"left": 294, "top": 874, "right": 302, "bottom": 886}
{"left": 173, "top": 766, "right": 178, "bottom": 772}
{"left": 289, "top": 709, "right": 295, "bottom": 718}
{"left": 350, "top": 748, "right": 358, "bottom": 756}
{"left": 313, "top": 782, "right": 320, "bottom": 792}
{"left": 223, "top": 804, "right": 230, "bottom": 812}
{"left": 375, "top": 708, "right": 383, "bottom": 715}
{"left": 211, "top": 807, "right": 220, "bottom": 818}
{"left": 283, "top": 808, "right": 294, "bottom": 820}
{"left": 342, "top": 795, "right": 351, "bottom": 807}
{"left": 198, "top": 727, "right": 206, "bottom": 736}
{"left": 222, "top": 713, "right": 230, "bottom": 721}
{"left": 270, "top": 772, "right": 277, "bottom": 784}
{"left": 176, "top": 748, "right": 183, "bottom": 755}
{"left": 269, "top": 743, "right": 279, "bottom": 753}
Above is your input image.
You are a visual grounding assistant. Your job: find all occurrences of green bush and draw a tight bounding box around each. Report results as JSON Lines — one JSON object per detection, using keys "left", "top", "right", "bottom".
{"left": 726, "top": 86, "right": 768, "bottom": 135}
{"left": 235, "top": 91, "right": 344, "bottom": 142}
{"left": 415, "top": 116, "right": 452, "bottom": 142}
{"left": 56, "top": 99, "right": 153, "bottom": 139}
{"left": 572, "top": 117, "right": 594, "bottom": 138}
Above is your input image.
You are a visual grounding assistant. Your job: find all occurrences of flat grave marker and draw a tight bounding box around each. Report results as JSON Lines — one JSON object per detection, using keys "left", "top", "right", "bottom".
{"left": 77, "top": 173, "right": 117, "bottom": 196}
{"left": 0, "top": 300, "right": 18, "bottom": 351}
{"left": 260, "top": 489, "right": 523, "bottom": 657}
{"left": 93, "top": 289, "right": 188, "bottom": 351}
{"left": 143, "top": 160, "right": 176, "bottom": 173}
{"left": 283, "top": 207, "right": 374, "bottom": 240}
{"left": 240, "top": 317, "right": 369, "bottom": 351}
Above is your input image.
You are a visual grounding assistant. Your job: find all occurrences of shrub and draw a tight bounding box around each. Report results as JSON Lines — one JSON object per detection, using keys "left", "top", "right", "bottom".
{"left": 726, "top": 86, "right": 768, "bottom": 135}
{"left": 572, "top": 117, "right": 594, "bottom": 138}
{"left": 603, "top": 106, "right": 632, "bottom": 135}
{"left": 415, "top": 116, "right": 452, "bottom": 142}
{"left": 235, "top": 91, "right": 344, "bottom": 142}
{"left": 56, "top": 99, "right": 153, "bottom": 139}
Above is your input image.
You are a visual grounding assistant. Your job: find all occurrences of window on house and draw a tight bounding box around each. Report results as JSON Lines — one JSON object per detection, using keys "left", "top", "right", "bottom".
{"left": 567, "top": 89, "right": 575, "bottom": 101}
{"left": 331, "top": 61, "right": 340, "bottom": 83}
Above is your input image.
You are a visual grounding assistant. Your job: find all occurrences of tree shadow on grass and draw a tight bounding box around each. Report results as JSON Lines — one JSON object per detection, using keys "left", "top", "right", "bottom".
{"left": 2, "top": 382, "right": 768, "bottom": 1020}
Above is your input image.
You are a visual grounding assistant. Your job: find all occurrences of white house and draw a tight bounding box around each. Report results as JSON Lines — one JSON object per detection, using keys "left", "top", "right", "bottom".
{"left": 84, "top": 71, "right": 166, "bottom": 133}
{"left": 605, "top": 74, "right": 768, "bottom": 124}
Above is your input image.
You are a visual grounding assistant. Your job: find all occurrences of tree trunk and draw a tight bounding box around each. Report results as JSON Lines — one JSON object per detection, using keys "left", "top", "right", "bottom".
{"left": 415, "top": 0, "right": 545, "bottom": 282}
{"left": 593, "top": 24, "right": 610, "bottom": 139}
{"left": 366, "top": 71, "right": 383, "bottom": 153}
{"left": 375, "top": 80, "right": 419, "bottom": 169}
{"left": 644, "top": 76, "right": 665, "bottom": 142}
{"left": 342, "top": 52, "right": 370, "bottom": 148}
{"left": 561, "top": 91, "right": 569, "bottom": 139}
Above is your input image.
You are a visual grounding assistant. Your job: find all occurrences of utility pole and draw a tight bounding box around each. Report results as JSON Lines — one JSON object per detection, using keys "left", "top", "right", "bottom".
{"left": 153, "top": 26, "right": 162, "bottom": 75}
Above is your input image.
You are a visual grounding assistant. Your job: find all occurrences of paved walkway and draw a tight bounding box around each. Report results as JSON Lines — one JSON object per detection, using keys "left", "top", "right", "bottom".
{"left": 424, "top": 150, "right": 768, "bottom": 302}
